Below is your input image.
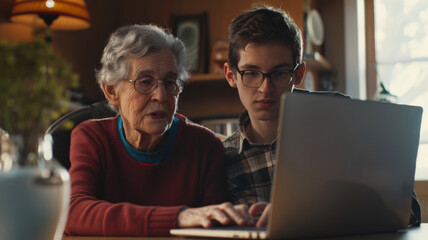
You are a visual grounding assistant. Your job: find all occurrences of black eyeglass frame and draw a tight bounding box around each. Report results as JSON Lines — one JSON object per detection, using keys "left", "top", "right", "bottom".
{"left": 236, "top": 64, "right": 300, "bottom": 88}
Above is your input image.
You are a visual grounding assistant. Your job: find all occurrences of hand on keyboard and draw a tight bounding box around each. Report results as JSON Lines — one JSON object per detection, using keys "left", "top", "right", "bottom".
{"left": 177, "top": 202, "right": 255, "bottom": 228}
{"left": 249, "top": 202, "right": 271, "bottom": 228}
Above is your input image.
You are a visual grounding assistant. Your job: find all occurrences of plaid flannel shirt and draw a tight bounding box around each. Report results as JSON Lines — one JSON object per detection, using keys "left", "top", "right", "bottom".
{"left": 223, "top": 110, "right": 277, "bottom": 206}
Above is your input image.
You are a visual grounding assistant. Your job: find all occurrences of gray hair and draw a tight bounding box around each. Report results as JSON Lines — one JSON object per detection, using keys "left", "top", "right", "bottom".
{"left": 96, "top": 24, "right": 190, "bottom": 111}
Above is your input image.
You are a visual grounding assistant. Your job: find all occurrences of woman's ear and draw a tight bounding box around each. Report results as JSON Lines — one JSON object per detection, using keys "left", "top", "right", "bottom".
{"left": 293, "top": 62, "right": 306, "bottom": 86}
{"left": 101, "top": 82, "right": 120, "bottom": 106}
{"left": 224, "top": 62, "right": 238, "bottom": 88}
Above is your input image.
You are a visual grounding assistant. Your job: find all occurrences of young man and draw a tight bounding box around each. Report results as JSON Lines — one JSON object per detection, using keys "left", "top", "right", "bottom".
{"left": 223, "top": 5, "right": 421, "bottom": 227}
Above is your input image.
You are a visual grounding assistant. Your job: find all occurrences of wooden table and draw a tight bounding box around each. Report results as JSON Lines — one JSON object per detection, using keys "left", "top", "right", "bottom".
{"left": 63, "top": 223, "right": 428, "bottom": 240}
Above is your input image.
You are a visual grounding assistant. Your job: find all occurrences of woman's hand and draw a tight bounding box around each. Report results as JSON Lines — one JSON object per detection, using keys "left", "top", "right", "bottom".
{"left": 177, "top": 202, "right": 253, "bottom": 228}
{"left": 249, "top": 202, "right": 271, "bottom": 228}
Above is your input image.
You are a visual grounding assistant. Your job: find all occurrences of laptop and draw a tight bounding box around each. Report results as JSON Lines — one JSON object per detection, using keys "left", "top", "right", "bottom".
{"left": 171, "top": 93, "right": 423, "bottom": 239}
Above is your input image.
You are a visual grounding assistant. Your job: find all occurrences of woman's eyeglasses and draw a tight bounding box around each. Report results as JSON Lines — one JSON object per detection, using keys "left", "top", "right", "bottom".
{"left": 128, "top": 78, "right": 184, "bottom": 95}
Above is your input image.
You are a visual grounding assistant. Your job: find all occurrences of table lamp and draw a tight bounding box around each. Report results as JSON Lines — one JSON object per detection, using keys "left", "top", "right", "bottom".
{"left": 9, "top": 0, "right": 90, "bottom": 30}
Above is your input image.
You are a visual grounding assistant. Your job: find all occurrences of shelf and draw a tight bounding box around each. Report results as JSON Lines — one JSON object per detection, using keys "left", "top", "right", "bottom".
{"left": 305, "top": 52, "right": 332, "bottom": 72}
{"left": 189, "top": 73, "right": 225, "bottom": 82}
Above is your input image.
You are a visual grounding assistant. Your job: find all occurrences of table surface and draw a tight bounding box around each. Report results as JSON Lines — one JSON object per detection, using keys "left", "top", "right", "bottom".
{"left": 63, "top": 223, "right": 428, "bottom": 240}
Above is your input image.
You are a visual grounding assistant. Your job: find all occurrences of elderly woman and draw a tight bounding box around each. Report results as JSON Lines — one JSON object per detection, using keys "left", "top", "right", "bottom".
{"left": 64, "top": 24, "right": 251, "bottom": 236}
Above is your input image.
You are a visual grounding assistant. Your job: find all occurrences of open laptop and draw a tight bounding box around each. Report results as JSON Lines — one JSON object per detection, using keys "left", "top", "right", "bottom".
{"left": 171, "top": 93, "right": 423, "bottom": 239}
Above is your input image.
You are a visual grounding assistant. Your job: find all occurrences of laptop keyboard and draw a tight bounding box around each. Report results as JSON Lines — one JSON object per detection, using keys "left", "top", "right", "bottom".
{"left": 209, "top": 225, "right": 267, "bottom": 232}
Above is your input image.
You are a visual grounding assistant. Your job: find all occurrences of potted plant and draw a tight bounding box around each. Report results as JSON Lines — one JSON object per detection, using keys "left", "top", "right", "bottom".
{"left": 0, "top": 29, "right": 79, "bottom": 167}
{"left": 0, "top": 29, "right": 78, "bottom": 240}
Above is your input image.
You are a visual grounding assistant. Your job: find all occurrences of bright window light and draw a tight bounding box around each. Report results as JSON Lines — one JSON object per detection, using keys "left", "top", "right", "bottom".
{"left": 375, "top": 0, "right": 428, "bottom": 180}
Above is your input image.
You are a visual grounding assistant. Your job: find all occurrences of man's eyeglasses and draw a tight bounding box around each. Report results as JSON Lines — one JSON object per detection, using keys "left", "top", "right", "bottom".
{"left": 128, "top": 77, "right": 184, "bottom": 95}
{"left": 236, "top": 64, "right": 299, "bottom": 88}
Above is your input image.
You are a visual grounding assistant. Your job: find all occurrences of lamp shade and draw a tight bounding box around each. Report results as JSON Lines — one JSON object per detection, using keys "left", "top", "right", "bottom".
{"left": 10, "top": 0, "right": 90, "bottom": 30}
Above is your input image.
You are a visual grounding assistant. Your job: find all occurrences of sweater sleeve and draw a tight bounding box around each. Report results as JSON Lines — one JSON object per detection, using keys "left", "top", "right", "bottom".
{"left": 64, "top": 122, "right": 185, "bottom": 236}
{"left": 197, "top": 128, "right": 229, "bottom": 205}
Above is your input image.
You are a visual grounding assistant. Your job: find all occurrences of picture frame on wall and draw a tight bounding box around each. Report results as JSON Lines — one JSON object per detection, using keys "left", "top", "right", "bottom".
{"left": 171, "top": 12, "right": 208, "bottom": 74}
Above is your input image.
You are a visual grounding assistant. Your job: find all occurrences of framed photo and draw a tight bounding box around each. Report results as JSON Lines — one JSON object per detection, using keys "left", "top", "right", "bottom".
{"left": 171, "top": 12, "right": 208, "bottom": 74}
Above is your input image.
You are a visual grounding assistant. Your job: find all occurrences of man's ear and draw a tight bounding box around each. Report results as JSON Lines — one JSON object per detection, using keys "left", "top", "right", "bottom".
{"left": 293, "top": 62, "right": 306, "bottom": 86}
{"left": 101, "top": 82, "right": 120, "bottom": 106}
{"left": 224, "top": 62, "right": 238, "bottom": 88}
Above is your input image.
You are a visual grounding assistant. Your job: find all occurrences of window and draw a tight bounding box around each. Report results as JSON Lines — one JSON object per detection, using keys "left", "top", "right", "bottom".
{"left": 374, "top": 0, "right": 428, "bottom": 179}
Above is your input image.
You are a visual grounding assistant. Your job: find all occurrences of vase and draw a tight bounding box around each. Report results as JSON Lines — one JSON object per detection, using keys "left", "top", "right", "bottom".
{"left": 0, "top": 130, "right": 70, "bottom": 240}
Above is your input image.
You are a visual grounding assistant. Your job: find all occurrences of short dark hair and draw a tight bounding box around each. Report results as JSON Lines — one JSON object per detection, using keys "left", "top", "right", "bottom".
{"left": 228, "top": 5, "right": 303, "bottom": 70}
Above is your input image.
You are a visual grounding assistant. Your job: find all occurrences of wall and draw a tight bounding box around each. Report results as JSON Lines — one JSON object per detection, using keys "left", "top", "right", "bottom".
{"left": 121, "top": 0, "right": 304, "bottom": 51}
{"left": 52, "top": 0, "right": 123, "bottom": 102}
{"left": 318, "top": 0, "right": 346, "bottom": 94}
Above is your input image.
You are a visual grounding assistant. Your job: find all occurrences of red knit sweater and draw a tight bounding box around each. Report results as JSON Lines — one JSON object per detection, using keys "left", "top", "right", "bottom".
{"left": 64, "top": 114, "right": 227, "bottom": 236}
